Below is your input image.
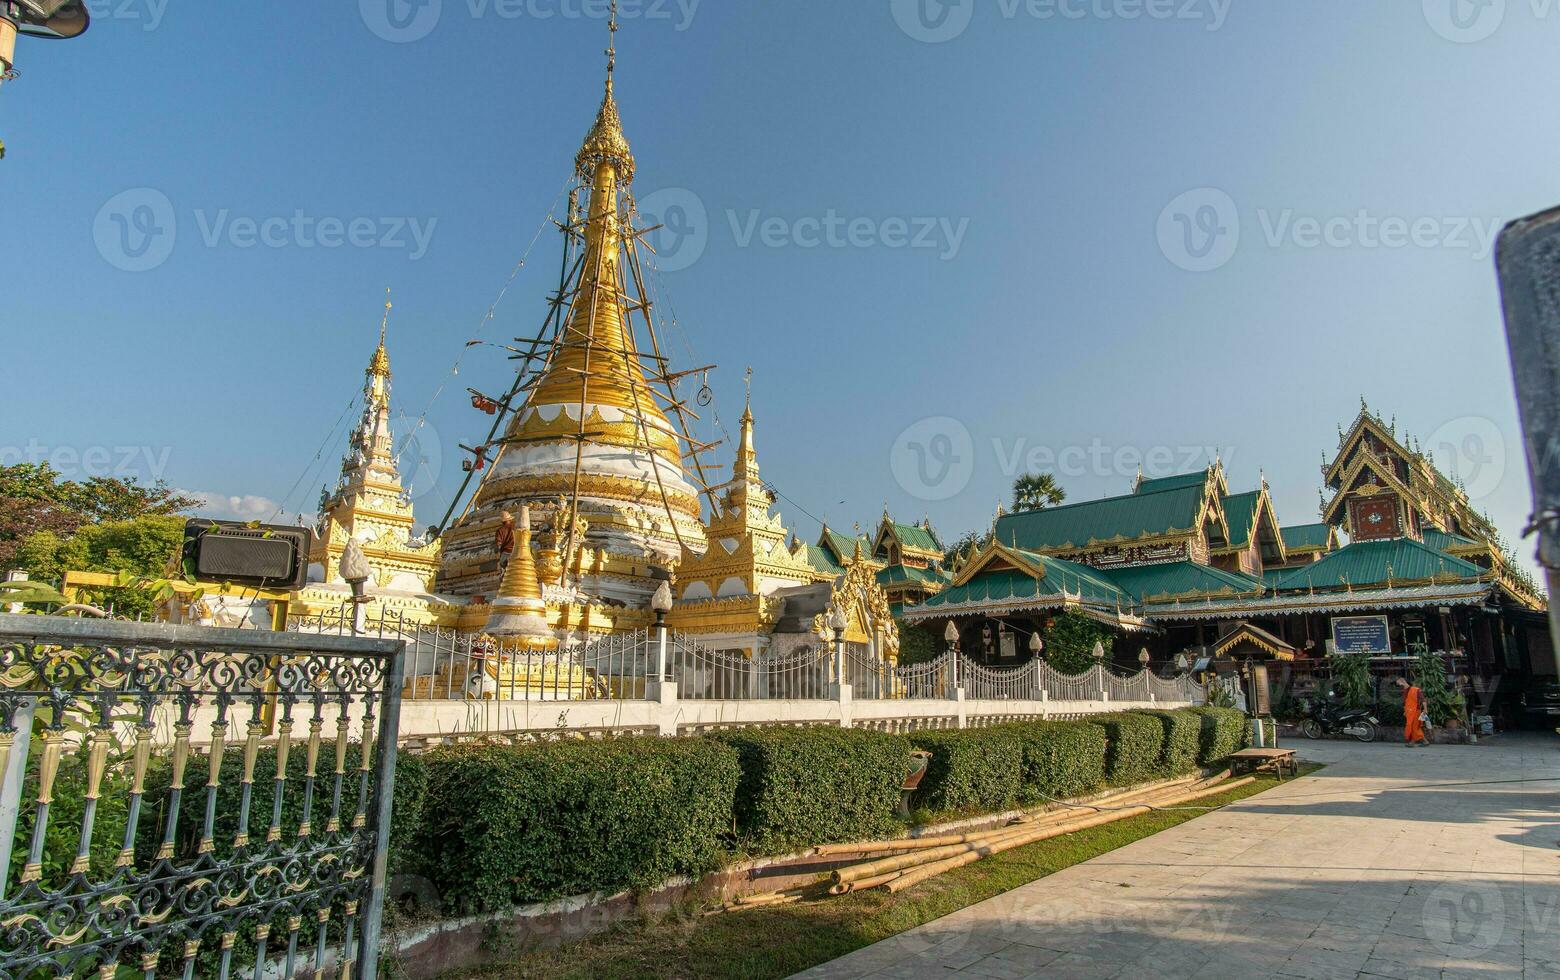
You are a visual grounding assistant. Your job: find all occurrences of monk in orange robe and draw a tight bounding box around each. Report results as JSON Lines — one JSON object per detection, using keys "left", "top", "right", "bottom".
{"left": 1397, "top": 678, "right": 1429, "bottom": 746}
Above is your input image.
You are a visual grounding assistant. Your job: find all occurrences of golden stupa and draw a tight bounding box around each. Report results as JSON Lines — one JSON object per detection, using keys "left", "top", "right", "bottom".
{"left": 436, "top": 35, "right": 707, "bottom": 608}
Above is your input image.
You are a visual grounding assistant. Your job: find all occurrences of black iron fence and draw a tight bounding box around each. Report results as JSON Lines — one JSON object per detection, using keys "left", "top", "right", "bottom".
{"left": 0, "top": 613, "right": 405, "bottom": 980}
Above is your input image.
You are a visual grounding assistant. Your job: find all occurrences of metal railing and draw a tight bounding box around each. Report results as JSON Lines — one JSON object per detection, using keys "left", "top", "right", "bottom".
{"left": 286, "top": 609, "right": 1204, "bottom": 709}
{"left": 0, "top": 612, "right": 405, "bottom": 980}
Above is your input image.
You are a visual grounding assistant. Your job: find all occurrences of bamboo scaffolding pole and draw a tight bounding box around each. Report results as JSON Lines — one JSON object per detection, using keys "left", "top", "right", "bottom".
{"left": 820, "top": 772, "right": 1225, "bottom": 862}
{"left": 880, "top": 777, "right": 1256, "bottom": 894}
{"left": 827, "top": 775, "right": 1252, "bottom": 894}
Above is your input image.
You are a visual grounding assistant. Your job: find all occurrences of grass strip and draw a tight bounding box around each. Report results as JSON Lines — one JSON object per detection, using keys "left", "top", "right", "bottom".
{"left": 438, "top": 764, "right": 1319, "bottom": 980}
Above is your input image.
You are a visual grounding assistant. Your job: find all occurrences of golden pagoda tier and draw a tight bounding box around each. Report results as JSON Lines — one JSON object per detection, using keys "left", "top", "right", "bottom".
{"left": 437, "top": 67, "right": 706, "bottom": 606}
{"left": 666, "top": 399, "right": 836, "bottom": 653}
{"left": 298, "top": 295, "right": 444, "bottom": 623}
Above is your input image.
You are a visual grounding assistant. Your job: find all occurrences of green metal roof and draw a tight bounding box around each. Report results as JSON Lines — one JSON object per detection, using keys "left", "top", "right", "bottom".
{"left": 1222, "top": 491, "right": 1261, "bottom": 550}
{"left": 1135, "top": 470, "right": 1210, "bottom": 495}
{"left": 806, "top": 543, "right": 844, "bottom": 575}
{"left": 877, "top": 564, "right": 950, "bottom": 587}
{"left": 1261, "top": 567, "right": 1294, "bottom": 587}
{"left": 995, "top": 484, "right": 1206, "bottom": 552}
{"left": 1421, "top": 528, "right": 1481, "bottom": 553}
{"left": 1280, "top": 523, "right": 1334, "bottom": 552}
{"left": 1105, "top": 561, "right": 1264, "bottom": 603}
{"left": 919, "top": 550, "right": 1129, "bottom": 612}
{"left": 889, "top": 521, "right": 943, "bottom": 554}
{"left": 819, "top": 528, "right": 869, "bottom": 563}
{"left": 1272, "top": 539, "right": 1485, "bottom": 592}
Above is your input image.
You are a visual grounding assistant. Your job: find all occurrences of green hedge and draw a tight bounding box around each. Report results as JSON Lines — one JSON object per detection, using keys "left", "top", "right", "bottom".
{"left": 1187, "top": 707, "right": 1248, "bottom": 765}
{"left": 910, "top": 729, "right": 1024, "bottom": 814}
{"left": 995, "top": 720, "right": 1108, "bottom": 801}
{"left": 709, "top": 727, "right": 910, "bottom": 852}
{"left": 1087, "top": 712, "right": 1166, "bottom": 787}
{"left": 417, "top": 736, "right": 739, "bottom": 913}
{"left": 1133, "top": 710, "right": 1202, "bottom": 778}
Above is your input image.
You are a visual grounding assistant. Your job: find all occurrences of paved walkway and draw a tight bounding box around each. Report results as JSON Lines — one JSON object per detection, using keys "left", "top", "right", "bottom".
{"left": 796, "top": 736, "right": 1560, "bottom": 979}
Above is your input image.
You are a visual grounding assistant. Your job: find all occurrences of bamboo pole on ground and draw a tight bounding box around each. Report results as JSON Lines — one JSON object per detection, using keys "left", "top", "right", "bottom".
{"left": 880, "top": 776, "right": 1256, "bottom": 894}
{"left": 815, "top": 773, "right": 1229, "bottom": 859}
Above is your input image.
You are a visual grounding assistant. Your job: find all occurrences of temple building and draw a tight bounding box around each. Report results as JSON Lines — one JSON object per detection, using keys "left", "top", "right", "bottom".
{"left": 294, "top": 297, "right": 447, "bottom": 623}
{"left": 276, "top": 24, "right": 900, "bottom": 679}
{"left": 435, "top": 60, "right": 707, "bottom": 610}
{"left": 903, "top": 403, "right": 1550, "bottom": 722}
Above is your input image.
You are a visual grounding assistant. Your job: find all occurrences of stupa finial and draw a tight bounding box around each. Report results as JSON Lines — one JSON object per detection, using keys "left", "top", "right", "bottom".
{"left": 370, "top": 288, "right": 393, "bottom": 378}
{"left": 576, "top": 0, "right": 634, "bottom": 183}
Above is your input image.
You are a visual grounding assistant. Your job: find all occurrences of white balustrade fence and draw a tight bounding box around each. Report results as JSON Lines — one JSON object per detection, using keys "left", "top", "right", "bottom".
{"left": 289, "top": 610, "right": 1204, "bottom": 710}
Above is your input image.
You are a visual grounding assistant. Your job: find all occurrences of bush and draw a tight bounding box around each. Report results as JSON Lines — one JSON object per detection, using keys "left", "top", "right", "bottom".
{"left": 417, "top": 736, "right": 739, "bottom": 913}
{"left": 1087, "top": 712, "right": 1165, "bottom": 787}
{"left": 709, "top": 727, "right": 910, "bottom": 852}
{"left": 1187, "top": 707, "right": 1247, "bottom": 765}
{"left": 1133, "top": 710, "right": 1201, "bottom": 777}
{"left": 910, "top": 729, "right": 1024, "bottom": 814}
{"left": 994, "top": 720, "right": 1108, "bottom": 801}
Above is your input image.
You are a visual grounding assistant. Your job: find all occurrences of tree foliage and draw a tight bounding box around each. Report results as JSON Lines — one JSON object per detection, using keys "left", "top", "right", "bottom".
{"left": 1012, "top": 472, "right": 1067, "bottom": 513}
{"left": 1411, "top": 651, "right": 1465, "bottom": 726}
{"left": 0, "top": 463, "right": 197, "bottom": 571}
{"left": 1040, "top": 611, "right": 1113, "bottom": 674}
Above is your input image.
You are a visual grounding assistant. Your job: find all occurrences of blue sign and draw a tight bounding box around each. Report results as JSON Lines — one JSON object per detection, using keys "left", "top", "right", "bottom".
{"left": 1332, "top": 615, "right": 1391, "bottom": 656}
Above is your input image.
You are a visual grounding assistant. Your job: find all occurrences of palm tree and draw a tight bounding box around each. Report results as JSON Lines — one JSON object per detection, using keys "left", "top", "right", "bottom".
{"left": 1012, "top": 472, "right": 1066, "bottom": 513}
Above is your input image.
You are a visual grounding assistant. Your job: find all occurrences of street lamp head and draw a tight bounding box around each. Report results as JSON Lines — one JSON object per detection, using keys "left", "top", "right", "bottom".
{"left": 1138, "top": 647, "right": 1150, "bottom": 665}
{"left": 828, "top": 603, "right": 849, "bottom": 633}
{"left": 944, "top": 621, "right": 959, "bottom": 644}
{"left": 339, "top": 538, "right": 371, "bottom": 588}
{"left": 651, "top": 580, "right": 674, "bottom": 615}
{"left": 1029, "top": 631, "right": 1043, "bottom": 654}
{"left": 1092, "top": 640, "right": 1105, "bottom": 661}
{"left": 3, "top": 1, "right": 90, "bottom": 39}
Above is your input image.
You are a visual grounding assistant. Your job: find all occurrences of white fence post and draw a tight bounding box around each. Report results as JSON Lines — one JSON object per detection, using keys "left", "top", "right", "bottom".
{"left": 0, "top": 697, "right": 35, "bottom": 902}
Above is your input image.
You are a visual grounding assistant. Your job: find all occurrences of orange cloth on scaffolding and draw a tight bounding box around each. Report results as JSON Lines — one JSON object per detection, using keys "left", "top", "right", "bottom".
{"left": 1404, "top": 685, "right": 1426, "bottom": 743}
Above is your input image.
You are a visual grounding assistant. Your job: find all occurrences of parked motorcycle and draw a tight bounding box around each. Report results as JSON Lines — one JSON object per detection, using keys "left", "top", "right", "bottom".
{"left": 1298, "top": 699, "right": 1380, "bottom": 742}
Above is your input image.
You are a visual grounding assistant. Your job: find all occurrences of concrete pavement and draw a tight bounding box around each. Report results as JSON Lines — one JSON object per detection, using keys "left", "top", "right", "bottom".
{"left": 794, "top": 736, "right": 1560, "bottom": 979}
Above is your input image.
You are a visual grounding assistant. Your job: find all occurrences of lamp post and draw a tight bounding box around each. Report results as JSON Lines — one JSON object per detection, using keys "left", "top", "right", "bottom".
{"left": 0, "top": 2, "right": 90, "bottom": 158}
{"left": 828, "top": 604, "right": 849, "bottom": 688}
{"left": 651, "top": 580, "right": 673, "bottom": 682}
{"left": 339, "top": 538, "right": 372, "bottom": 636}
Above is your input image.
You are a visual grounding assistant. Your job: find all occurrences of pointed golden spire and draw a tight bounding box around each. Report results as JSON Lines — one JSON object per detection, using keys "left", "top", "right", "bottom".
{"left": 370, "top": 288, "right": 393, "bottom": 379}
{"left": 575, "top": 0, "right": 635, "bottom": 184}
{"left": 486, "top": 506, "right": 557, "bottom": 646}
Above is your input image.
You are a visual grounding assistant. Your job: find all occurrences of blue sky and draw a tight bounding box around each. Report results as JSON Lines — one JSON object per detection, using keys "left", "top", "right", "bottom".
{"left": 4, "top": 0, "right": 1556, "bottom": 567}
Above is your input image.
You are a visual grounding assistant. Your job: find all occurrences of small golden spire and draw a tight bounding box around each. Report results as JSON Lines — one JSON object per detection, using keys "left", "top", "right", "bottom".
{"left": 370, "top": 288, "right": 392, "bottom": 378}
{"left": 486, "top": 505, "right": 557, "bottom": 646}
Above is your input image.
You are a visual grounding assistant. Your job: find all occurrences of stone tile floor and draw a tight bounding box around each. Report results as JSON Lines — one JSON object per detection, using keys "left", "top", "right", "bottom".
{"left": 794, "top": 736, "right": 1560, "bottom": 979}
